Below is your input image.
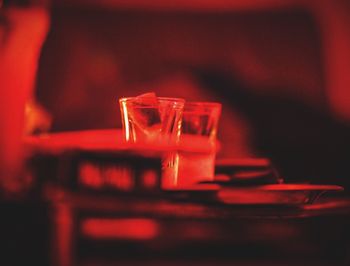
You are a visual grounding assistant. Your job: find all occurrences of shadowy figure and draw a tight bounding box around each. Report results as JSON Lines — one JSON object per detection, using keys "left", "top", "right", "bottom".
{"left": 194, "top": 69, "right": 350, "bottom": 190}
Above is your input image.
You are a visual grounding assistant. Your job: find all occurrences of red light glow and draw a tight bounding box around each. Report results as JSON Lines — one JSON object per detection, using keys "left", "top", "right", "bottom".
{"left": 79, "top": 162, "right": 103, "bottom": 189}
{"left": 53, "top": 204, "right": 74, "bottom": 266}
{"left": 141, "top": 169, "right": 158, "bottom": 189}
{"left": 78, "top": 162, "right": 134, "bottom": 191}
{"left": 104, "top": 166, "right": 134, "bottom": 191}
{"left": 81, "top": 218, "right": 159, "bottom": 240}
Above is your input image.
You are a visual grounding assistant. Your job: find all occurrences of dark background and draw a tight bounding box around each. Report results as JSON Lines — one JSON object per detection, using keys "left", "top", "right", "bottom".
{"left": 35, "top": 1, "right": 350, "bottom": 187}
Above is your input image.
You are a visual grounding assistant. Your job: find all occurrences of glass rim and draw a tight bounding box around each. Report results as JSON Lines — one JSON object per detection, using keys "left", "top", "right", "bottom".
{"left": 119, "top": 96, "right": 185, "bottom": 104}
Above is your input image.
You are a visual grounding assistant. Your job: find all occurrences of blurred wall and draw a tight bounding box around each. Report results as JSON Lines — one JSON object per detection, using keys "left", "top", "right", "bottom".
{"left": 35, "top": 6, "right": 324, "bottom": 158}
{"left": 34, "top": 3, "right": 350, "bottom": 188}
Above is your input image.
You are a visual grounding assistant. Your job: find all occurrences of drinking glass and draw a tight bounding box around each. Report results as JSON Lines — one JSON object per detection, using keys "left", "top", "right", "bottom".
{"left": 119, "top": 96, "right": 185, "bottom": 144}
{"left": 162, "top": 102, "right": 222, "bottom": 189}
{"left": 119, "top": 96, "right": 185, "bottom": 187}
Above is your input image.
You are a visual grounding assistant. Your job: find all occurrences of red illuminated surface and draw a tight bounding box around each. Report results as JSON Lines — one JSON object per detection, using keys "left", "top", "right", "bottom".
{"left": 218, "top": 189, "right": 308, "bottom": 205}
{"left": 0, "top": 8, "right": 49, "bottom": 184}
{"left": 218, "top": 184, "right": 343, "bottom": 205}
{"left": 59, "top": 0, "right": 294, "bottom": 11}
{"left": 24, "top": 129, "right": 181, "bottom": 153}
{"left": 78, "top": 160, "right": 135, "bottom": 191}
{"left": 215, "top": 158, "right": 271, "bottom": 167}
{"left": 81, "top": 218, "right": 159, "bottom": 240}
{"left": 104, "top": 166, "right": 134, "bottom": 191}
{"left": 79, "top": 163, "right": 104, "bottom": 189}
{"left": 309, "top": 1, "right": 350, "bottom": 121}
{"left": 1, "top": 3, "right": 350, "bottom": 266}
{"left": 141, "top": 169, "right": 158, "bottom": 189}
{"left": 54, "top": 204, "right": 74, "bottom": 266}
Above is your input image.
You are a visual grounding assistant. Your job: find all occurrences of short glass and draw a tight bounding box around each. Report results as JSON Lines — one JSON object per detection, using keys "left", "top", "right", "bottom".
{"left": 119, "top": 96, "right": 185, "bottom": 187}
{"left": 119, "top": 97, "right": 185, "bottom": 144}
{"left": 162, "top": 102, "right": 222, "bottom": 189}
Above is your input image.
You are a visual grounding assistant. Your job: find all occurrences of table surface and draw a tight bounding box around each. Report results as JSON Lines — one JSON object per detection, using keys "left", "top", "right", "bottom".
{"left": 1, "top": 191, "right": 350, "bottom": 266}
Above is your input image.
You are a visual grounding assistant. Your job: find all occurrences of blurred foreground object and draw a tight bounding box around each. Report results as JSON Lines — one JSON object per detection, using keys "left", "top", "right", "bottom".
{"left": 22, "top": 130, "right": 347, "bottom": 265}
{"left": 0, "top": 5, "right": 49, "bottom": 194}
{"left": 24, "top": 98, "right": 52, "bottom": 135}
{"left": 25, "top": 130, "right": 163, "bottom": 195}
